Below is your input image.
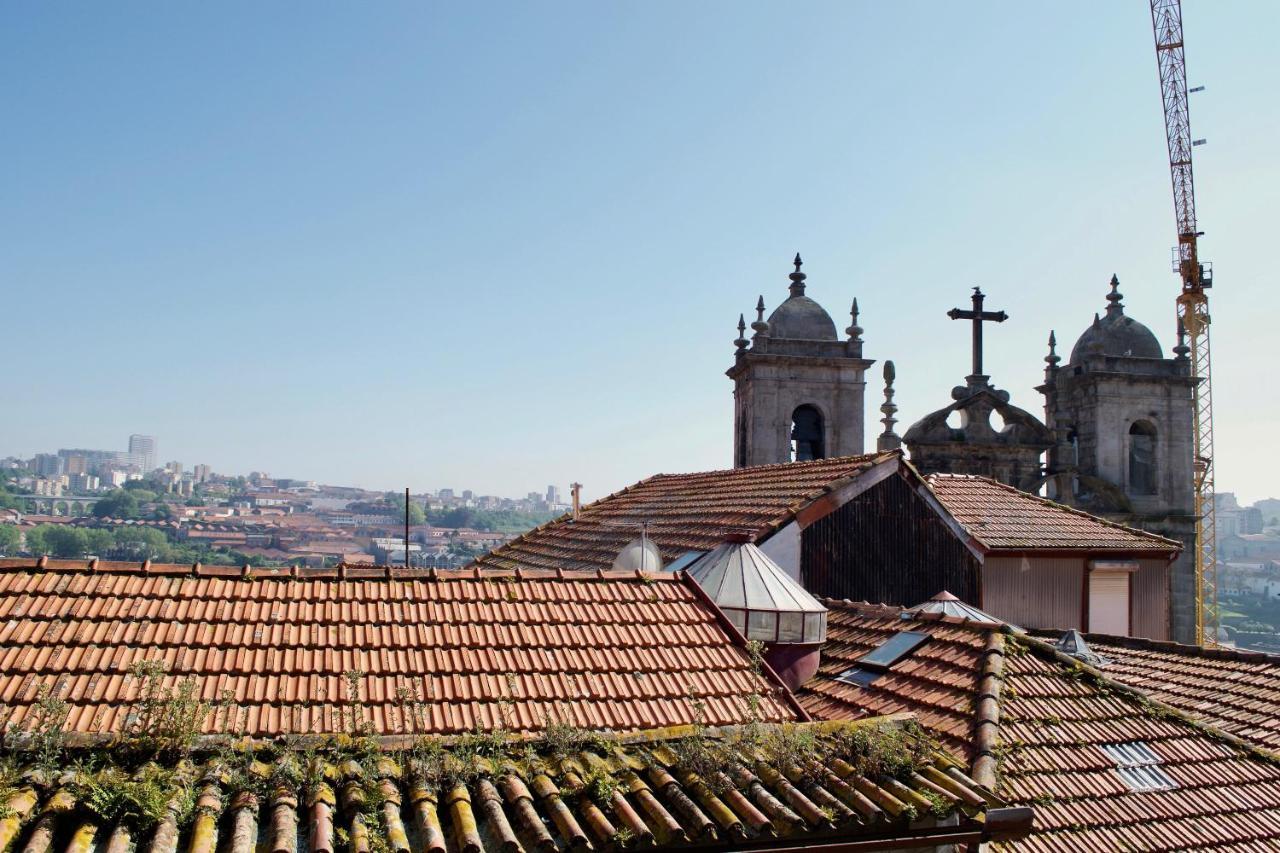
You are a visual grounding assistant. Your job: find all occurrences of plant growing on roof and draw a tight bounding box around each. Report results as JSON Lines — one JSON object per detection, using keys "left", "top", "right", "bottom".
{"left": 12, "top": 683, "right": 70, "bottom": 778}
{"left": 72, "top": 763, "right": 193, "bottom": 832}
{"left": 125, "top": 660, "right": 209, "bottom": 759}
{"left": 533, "top": 706, "right": 615, "bottom": 759}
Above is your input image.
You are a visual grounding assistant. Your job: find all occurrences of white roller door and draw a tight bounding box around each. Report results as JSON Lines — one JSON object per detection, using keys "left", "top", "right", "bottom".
{"left": 1089, "top": 572, "right": 1130, "bottom": 636}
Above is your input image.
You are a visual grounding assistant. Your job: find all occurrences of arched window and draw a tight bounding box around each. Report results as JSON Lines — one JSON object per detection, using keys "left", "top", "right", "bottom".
{"left": 790, "top": 405, "right": 825, "bottom": 462}
{"left": 1128, "top": 421, "right": 1157, "bottom": 495}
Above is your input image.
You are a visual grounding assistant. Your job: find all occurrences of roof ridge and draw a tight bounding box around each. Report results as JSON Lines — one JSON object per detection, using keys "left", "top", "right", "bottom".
{"left": 647, "top": 451, "right": 895, "bottom": 482}
{"left": 0, "top": 557, "right": 687, "bottom": 583}
{"left": 925, "top": 472, "right": 1182, "bottom": 550}
{"left": 1079, "top": 631, "right": 1280, "bottom": 665}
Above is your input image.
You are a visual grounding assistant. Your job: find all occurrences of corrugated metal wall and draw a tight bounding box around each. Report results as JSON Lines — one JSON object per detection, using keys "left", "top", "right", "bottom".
{"left": 800, "top": 474, "right": 977, "bottom": 605}
{"left": 1132, "top": 558, "right": 1171, "bottom": 640}
{"left": 982, "top": 556, "right": 1084, "bottom": 631}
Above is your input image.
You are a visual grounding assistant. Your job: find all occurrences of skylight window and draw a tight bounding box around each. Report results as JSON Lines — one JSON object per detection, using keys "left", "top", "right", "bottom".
{"left": 834, "top": 667, "right": 882, "bottom": 688}
{"left": 1100, "top": 742, "right": 1178, "bottom": 792}
{"left": 832, "top": 631, "right": 933, "bottom": 689}
{"left": 855, "top": 630, "right": 931, "bottom": 672}
{"left": 666, "top": 551, "right": 705, "bottom": 573}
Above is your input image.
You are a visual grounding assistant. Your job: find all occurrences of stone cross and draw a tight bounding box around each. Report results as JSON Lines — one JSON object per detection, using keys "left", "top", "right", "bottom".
{"left": 947, "top": 287, "right": 1008, "bottom": 377}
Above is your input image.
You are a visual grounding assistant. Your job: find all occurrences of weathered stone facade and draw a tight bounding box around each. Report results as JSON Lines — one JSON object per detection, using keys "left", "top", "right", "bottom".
{"left": 727, "top": 256, "right": 872, "bottom": 467}
{"left": 1040, "top": 276, "right": 1199, "bottom": 642}
{"left": 901, "top": 288, "right": 1054, "bottom": 492}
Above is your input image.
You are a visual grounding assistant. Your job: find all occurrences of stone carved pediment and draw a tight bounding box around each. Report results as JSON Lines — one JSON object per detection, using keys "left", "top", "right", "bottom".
{"left": 904, "top": 384, "right": 1053, "bottom": 448}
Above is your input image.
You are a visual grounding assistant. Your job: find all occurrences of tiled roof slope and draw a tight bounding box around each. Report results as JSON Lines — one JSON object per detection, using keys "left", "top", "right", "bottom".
{"left": 1084, "top": 633, "right": 1280, "bottom": 753}
{"left": 0, "top": 559, "right": 798, "bottom": 738}
{"left": 795, "top": 603, "right": 986, "bottom": 762}
{"left": 801, "top": 602, "right": 1280, "bottom": 851}
{"left": 0, "top": 721, "right": 1030, "bottom": 853}
{"left": 474, "top": 453, "right": 894, "bottom": 572}
{"left": 926, "top": 474, "right": 1180, "bottom": 553}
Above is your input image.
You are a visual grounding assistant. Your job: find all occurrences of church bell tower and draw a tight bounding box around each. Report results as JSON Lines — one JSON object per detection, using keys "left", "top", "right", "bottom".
{"left": 1040, "top": 275, "right": 1198, "bottom": 642}
{"left": 727, "top": 255, "right": 873, "bottom": 467}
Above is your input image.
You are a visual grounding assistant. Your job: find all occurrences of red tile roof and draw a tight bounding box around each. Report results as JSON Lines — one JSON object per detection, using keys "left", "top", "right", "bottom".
{"left": 0, "top": 558, "right": 798, "bottom": 738}
{"left": 926, "top": 474, "right": 1181, "bottom": 553}
{"left": 1083, "top": 633, "right": 1280, "bottom": 753}
{"left": 801, "top": 601, "right": 1280, "bottom": 851}
{"left": 796, "top": 602, "right": 986, "bottom": 762}
{"left": 475, "top": 453, "right": 895, "bottom": 572}
{"left": 0, "top": 720, "right": 1029, "bottom": 853}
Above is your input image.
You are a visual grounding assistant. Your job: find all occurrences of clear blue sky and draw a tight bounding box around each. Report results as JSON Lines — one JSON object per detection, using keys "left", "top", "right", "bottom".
{"left": 3, "top": 3, "right": 1276, "bottom": 502}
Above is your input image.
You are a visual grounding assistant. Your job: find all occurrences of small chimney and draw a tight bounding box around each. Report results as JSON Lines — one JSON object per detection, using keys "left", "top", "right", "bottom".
{"left": 570, "top": 482, "right": 582, "bottom": 520}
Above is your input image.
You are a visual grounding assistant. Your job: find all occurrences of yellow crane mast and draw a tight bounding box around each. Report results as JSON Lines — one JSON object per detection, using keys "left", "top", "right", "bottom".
{"left": 1149, "top": 0, "right": 1217, "bottom": 645}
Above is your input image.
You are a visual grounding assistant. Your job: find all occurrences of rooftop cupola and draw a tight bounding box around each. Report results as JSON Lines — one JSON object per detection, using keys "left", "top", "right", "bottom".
{"left": 687, "top": 532, "right": 827, "bottom": 689}
{"left": 612, "top": 528, "right": 664, "bottom": 573}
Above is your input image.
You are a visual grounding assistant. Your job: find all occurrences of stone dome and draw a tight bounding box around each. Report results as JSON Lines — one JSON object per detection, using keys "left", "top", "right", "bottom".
{"left": 765, "top": 254, "right": 839, "bottom": 341}
{"left": 767, "top": 295, "right": 839, "bottom": 341}
{"left": 1069, "top": 276, "right": 1164, "bottom": 364}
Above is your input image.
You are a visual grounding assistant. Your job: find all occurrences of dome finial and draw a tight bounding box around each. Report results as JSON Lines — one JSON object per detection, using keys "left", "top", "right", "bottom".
{"left": 788, "top": 253, "right": 807, "bottom": 297}
{"left": 1173, "top": 318, "right": 1190, "bottom": 360}
{"left": 845, "top": 298, "right": 863, "bottom": 346}
{"left": 1105, "top": 274, "right": 1124, "bottom": 317}
{"left": 751, "top": 295, "right": 769, "bottom": 335}
{"left": 1045, "top": 330, "right": 1060, "bottom": 369}
{"left": 877, "top": 360, "right": 901, "bottom": 451}
{"left": 735, "top": 314, "right": 748, "bottom": 352}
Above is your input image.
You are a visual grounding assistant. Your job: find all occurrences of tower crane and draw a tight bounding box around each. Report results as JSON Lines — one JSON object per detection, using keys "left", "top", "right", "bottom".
{"left": 1149, "top": 0, "right": 1217, "bottom": 645}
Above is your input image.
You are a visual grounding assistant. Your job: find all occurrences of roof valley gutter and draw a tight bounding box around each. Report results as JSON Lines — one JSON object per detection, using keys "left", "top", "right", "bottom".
{"left": 678, "top": 571, "right": 812, "bottom": 723}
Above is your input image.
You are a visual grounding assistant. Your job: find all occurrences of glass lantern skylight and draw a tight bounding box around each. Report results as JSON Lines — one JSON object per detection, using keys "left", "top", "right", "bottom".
{"left": 687, "top": 538, "right": 827, "bottom": 644}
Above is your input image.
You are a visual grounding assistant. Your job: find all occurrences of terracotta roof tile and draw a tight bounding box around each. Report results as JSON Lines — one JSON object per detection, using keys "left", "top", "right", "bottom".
{"left": 926, "top": 474, "right": 1181, "bottom": 552}
{"left": 800, "top": 602, "right": 1280, "bottom": 851}
{"left": 474, "top": 453, "right": 894, "bottom": 572}
{"left": 0, "top": 559, "right": 797, "bottom": 738}
{"left": 1076, "top": 633, "right": 1280, "bottom": 753}
{"left": 0, "top": 720, "right": 1026, "bottom": 853}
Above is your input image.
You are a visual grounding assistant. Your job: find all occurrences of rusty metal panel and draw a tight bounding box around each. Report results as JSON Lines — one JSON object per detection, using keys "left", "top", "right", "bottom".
{"left": 982, "top": 555, "right": 1084, "bottom": 631}
{"left": 799, "top": 473, "right": 977, "bottom": 605}
{"left": 1131, "top": 558, "right": 1171, "bottom": 640}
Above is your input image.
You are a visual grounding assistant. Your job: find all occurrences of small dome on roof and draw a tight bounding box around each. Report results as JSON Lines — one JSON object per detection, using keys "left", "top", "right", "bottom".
{"left": 765, "top": 254, "right": 839, "bottom": 341}
{"left": 688, "top": 537, "right": 826, "bottom": 644}
{"left": 904, "top": 590, "right": 1023, "bottom": 632}
{"left": 612, "top": 536, "right": 664, "bottom": 573}
{"left": 768, "top": 296, "right": 839, "bottom": 341}
{"left": 1069, "top": 276, "right": 1164, "bottom": 363}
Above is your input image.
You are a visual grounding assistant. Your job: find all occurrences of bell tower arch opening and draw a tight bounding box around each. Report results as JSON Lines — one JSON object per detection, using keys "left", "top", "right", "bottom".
{"left": 1128, "top": 420, "right": 1158, "bottom": 496}
{"left": 790, "top": 405, "right": 826, "bottom": 462}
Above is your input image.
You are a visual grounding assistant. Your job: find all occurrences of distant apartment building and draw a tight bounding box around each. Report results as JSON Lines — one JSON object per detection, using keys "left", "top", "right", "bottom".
{"left": 546, "top": 485, "right": 561, "bottom": 504}
{"left": 192, "top": 464, "right": 213, "bottom": 484}
{"left": 129, "top": 435, "right": 157, "bottom": 473}
{"left": 32, "top": 454, "right": 63, "bottom": 477}
{"left": 438, "top": 488, "right": 455, "bottom": 500}
{"left": 66, "top": 473, "right": 100, "bottom": 493}
{"left": 32, "top": 478, "right": 63, "bottom": 497}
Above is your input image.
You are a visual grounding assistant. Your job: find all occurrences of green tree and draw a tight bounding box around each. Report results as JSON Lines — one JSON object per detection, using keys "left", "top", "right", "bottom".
{"left": 382, "top": 495, "right": 426, "bottom": 525}
{"left": 151, "top": 503, "right": 173, "bottom": 521}
{"left": 0, "top": 524, "right": 20, "bottom": 555}
{"left": 24, "top": 525, "right": 54, "bottom": 556}
{"left": 43, "top": 526, "right": 89, "bottom": 558}
{"left": 83, "top": 528, "right": 116, "bottom": 556}
{"left": 93, "top": 491, "right": 140, "bottom": 519}
{"left": 114, "top": 527, "right": 172, "bottom": 560}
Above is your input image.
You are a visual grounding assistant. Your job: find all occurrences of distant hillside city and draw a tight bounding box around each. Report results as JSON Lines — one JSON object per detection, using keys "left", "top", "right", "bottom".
{"left": 0, "top": 434, "right": 566, "bottom": 568}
